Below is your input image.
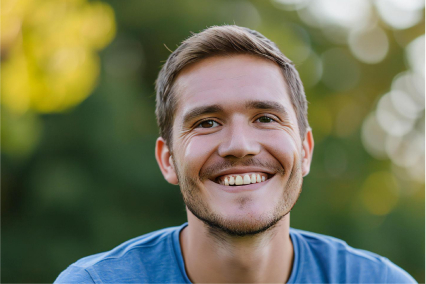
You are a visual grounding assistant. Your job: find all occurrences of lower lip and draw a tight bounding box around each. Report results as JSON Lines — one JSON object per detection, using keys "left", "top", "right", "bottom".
{"left": 208, "top": 176, "right": 273, "bottom": 193}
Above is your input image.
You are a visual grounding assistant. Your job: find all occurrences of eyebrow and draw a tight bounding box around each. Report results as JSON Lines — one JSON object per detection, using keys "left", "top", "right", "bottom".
{"left": 182, "top": 104, "right": 225, "bottom": 125}
{"left": 182, "top": 100, "right": 289, "bottom": 125}
{"left": 245, "top": 100, "right": 290, "bottom": 118}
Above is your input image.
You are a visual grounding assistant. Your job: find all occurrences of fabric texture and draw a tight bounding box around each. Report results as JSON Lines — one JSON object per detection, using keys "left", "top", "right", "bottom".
{"left": 54, "top": 223, "right": 417, "bottom": 283}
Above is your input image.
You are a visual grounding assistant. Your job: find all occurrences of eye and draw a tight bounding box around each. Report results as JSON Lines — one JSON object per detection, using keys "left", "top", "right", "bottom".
{"left": 196, "top": 120, "right": 220, "bottom": 128}
{"left": 256, "top": 116, "right": 276, "bottom": 123}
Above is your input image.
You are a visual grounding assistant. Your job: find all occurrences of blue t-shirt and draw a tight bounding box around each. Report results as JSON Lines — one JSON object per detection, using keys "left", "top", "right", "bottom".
{"left": 55, "top": 223, "right": 416, "bottom": 283}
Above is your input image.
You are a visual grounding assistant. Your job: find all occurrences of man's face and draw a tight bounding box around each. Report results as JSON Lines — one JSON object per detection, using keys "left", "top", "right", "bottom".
{"left": 157, "top": 54, "right": 313, "bottom": 236}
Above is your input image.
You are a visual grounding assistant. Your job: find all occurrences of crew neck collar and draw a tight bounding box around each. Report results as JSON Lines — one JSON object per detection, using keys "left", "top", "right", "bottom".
{"left": 172, "top": 223, "right": 300, "bottom": 283}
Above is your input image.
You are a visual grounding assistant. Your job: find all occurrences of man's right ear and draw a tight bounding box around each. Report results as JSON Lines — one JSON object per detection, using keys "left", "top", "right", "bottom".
{"left": 155, "top": 137, "right": 179, "bottom": 185}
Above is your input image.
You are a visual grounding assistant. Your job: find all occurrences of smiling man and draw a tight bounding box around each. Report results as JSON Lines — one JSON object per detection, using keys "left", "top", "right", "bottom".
{"left": 55, "top": 25, "right": 416, "bottom": 283}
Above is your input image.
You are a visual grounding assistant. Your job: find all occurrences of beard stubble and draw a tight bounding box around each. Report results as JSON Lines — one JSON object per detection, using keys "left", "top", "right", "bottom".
{"left": 174, "top": 157, "right": 303, "bottom": 237}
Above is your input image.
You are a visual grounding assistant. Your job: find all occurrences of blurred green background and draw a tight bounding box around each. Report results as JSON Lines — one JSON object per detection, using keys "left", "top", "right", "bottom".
{"left": 2, "top": 0, "right": 425, "bottom": 282}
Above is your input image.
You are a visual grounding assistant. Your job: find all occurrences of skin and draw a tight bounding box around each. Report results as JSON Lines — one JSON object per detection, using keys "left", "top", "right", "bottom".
{"left": 156, "top": 54, "right": 314, "bottom": 283}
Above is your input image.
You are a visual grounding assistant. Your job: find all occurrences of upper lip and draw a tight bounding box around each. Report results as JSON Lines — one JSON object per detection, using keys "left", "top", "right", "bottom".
{"left": 209, "top": 167, "right": 276, "bottom": 181}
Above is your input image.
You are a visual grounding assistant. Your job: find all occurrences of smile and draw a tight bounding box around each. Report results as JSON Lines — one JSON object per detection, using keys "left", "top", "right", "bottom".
{"left": 215, "top": 172, "right": 271, "bottom": 186}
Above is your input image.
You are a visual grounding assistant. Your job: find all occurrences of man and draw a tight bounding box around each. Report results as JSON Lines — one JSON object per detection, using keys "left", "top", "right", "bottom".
{"left": 55, "top": 25, "right": 416, "bottom": 283}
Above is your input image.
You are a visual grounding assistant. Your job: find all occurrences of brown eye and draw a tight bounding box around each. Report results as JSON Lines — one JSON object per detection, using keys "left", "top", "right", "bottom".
{"left": 257, "top": 116, "right": 274, "bottom": 123}
{"left": 197, "top": 120, "right": 219, "bottom": 128}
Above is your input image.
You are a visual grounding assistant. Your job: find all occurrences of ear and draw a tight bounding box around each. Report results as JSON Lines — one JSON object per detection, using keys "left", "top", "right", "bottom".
{"left": 301, "top": 129, "right": 314, "bottom": 177}
{"left": 155, "top": 137, "right": 179, "bottom": 185}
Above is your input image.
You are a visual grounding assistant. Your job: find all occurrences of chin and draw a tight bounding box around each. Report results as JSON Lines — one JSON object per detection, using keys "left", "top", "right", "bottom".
{"left": 187, "top": 198, "right": 288, "bottom": 237}
{"left": 180, "top": 167, "right": 301, "bottom": 237}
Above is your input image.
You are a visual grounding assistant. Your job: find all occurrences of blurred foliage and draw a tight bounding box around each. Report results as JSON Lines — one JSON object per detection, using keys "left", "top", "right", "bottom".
{"left": 2, "top": 0, "right": 115, "bottom": 113}
{"left": 1, "top": 0, "right": 424, "bottom": 283}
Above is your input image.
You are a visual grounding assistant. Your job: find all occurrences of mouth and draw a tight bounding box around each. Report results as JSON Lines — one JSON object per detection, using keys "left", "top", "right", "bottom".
{"left": 214, "top": 172, "right": 273, "bottom": 186}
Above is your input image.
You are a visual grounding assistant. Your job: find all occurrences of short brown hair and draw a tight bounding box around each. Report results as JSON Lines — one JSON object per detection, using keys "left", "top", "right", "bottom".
{"left": 155, "top": 25, "right": 309, "bottom": 148}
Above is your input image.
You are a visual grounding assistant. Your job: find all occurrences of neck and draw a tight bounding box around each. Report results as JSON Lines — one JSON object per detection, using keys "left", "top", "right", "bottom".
{"left": 180, "top": 209, "right": 294, "bottom": 283}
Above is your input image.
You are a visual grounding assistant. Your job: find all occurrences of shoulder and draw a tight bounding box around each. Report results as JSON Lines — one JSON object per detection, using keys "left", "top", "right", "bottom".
{"left": 382, "top": 257, "right": 418, "bottom": 283}
{"left": 54, "top": 265, "right": 95, "bottom": 284}
{"left": 290, "top": 228, "right": 416, "bottom": 283}
{"left": 54, "top": 225, "right": 186, "bottom": 284}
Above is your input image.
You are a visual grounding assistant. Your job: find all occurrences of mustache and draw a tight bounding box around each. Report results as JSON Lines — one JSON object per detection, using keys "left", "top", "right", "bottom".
{"left": 199, "top": 158, "right": 285, "bottom": 180}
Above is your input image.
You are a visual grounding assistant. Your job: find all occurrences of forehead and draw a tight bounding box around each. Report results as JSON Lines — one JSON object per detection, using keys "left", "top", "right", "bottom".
{"left": 173, "top": 54, "right": 295, "bottom": 119}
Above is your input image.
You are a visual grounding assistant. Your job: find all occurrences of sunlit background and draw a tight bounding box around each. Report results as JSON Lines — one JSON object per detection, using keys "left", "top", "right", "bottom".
{"left": 2, "top": 0, "right": 424, "bottom": 282}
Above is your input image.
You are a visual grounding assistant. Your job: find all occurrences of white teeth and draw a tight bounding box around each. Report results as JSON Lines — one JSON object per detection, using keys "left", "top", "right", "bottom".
{"left": 220, "top": 173, "right": 269, "bottom": 186}
{"left": 235, "top": 176, "right": 243, "bottom": 185}
{"left": 243, "top": 175, "right": 251, "bottom": 185}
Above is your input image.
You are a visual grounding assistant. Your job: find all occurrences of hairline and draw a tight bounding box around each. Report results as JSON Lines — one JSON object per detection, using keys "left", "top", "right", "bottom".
{"left": 156, "top": 26, "right": 309, "bottom": 151}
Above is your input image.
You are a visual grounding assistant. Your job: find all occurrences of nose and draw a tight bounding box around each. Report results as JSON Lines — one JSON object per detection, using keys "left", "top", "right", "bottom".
{"left": 218, "top": 119, "right": 261, "bottom": 158}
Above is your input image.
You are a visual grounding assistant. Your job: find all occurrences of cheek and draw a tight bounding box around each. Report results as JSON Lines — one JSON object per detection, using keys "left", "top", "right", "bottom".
{"left": 261, "top": 131, "right": 299, "bottom": 169}
{"left": 179, "top": 135, "right": 219, "bottom": 176}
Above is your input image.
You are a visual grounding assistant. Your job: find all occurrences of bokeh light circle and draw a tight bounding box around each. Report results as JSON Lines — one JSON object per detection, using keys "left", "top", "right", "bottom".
{"left": 348, "top": 26, "right": 389, "bottom": 64}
